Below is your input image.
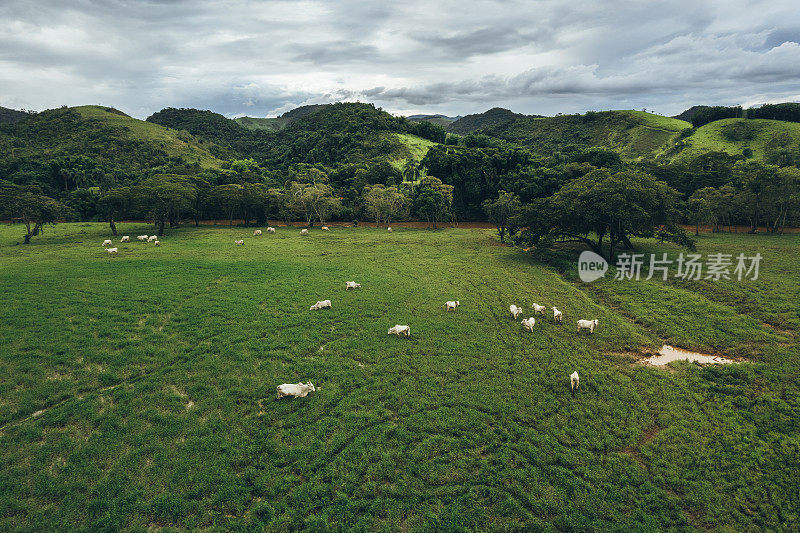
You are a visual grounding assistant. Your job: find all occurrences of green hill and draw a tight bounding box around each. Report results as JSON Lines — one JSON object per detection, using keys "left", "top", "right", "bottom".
{"left": 484, "top": 110, "right": 692, "bottom": 159}
{"left": 674, "top": 118, "right": 800, "bottom": 163}
{"left": 447, "top": 107, "right": 528, "bottom": 134}
{"left": 234, "top": 116, "right": 287, "bottom": 132}
{"left": 0, "top": 106, "right": 225, "bottom": 184}
{"left": 406, "top": 114, "right": 460, "bottom": 128}
{"left": 0, "top": 106, "right": 31, "bottom": 125}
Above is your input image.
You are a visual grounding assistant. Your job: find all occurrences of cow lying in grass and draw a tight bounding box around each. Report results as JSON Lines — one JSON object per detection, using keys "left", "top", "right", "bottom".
{"left": 276, "top": 382, "right": 315, "bottom": 399}
{"left": 310, "top": 299, "right": 332, "bottom": 310}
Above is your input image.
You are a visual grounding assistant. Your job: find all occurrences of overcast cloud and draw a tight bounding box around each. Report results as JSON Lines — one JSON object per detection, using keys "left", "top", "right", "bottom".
{"left": 1, "top": 0, "right": 799, "bottom": 119}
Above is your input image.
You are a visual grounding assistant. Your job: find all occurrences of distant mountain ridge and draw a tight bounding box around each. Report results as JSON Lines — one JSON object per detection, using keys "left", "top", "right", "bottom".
{"left": 0, "top": 105, "right": 31, "bottom": 124}
{"left": 446, "top": 107, "right": 532, "bottom": 134}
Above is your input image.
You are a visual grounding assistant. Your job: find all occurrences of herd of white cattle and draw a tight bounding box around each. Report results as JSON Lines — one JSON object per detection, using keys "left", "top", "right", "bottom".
{"left": 103, "top": 234, "right": 161, "bottom": 254}
{"left": 100, "top": 225, "right": 592, "bottom": 400}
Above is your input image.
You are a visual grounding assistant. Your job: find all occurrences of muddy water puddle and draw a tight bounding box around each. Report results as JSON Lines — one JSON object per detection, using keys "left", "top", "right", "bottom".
{"left": 646, "top": 345, "right": 735, "bottom": 366}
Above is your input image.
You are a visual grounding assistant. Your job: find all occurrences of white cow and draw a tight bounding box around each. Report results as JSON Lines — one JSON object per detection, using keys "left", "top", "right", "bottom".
{"left": 234, "top": 239, "right": 244, "bottom": 246}
{"left": 321, "top": 226, "right": 329, "bottom": 231}
{"left": 154, "top": 240, "right": 161, "bottom": 246}
{"left": 300, "top": 229, "right": 309, "bottom": 235}
{"left": 137, "top": 235, "right": 148, "bottom": 242}
{"left": 570, "top": 371, "right": 580, "bottom": 396}
{"left": 276, "top": 382, "right": 316, "bottom": 399}
{"left": 532, "top": 303, "right": 546, "bottom": 315}
{"left": 387, "top": 227, "right": 392, "bottom": 232}
{"left": 577, "top": 319, "right": 598, "bottom": 334}
{"left": 120, "top": 236, "right": 130, "bottom": 242}
{"left": 253, "top": 229, "right": 262, "bottom": 236}
{"left": 102, "top": 239, "right": 112, "bottom": 246}
{"left": 310, "top": 299, "right": 332, "bottom": 310}
{"left": 105, "top": 247, "right": 118, "bottom": 254}
{"left": 521, "top": 317, "right": 536, "bottom": 331}
{"left": 148, "top": 235, "right": 157, "bottom": 242}
{"left": 388, "top": 325, "right": 410, "bottom": 336}
{"left": 445, "top": 300, "right": 460, "bottom": 311}
{"left": 345, "top": 281, "right": 361, "bottom": 290}
{"left": 510, "top": 305, "right": 522, "bottom": 319}
{"left": 267, "top": 227, "right": 276, "bottom": 233}
{"left": 552, "top": 307, "right": 563, "bottom": 323}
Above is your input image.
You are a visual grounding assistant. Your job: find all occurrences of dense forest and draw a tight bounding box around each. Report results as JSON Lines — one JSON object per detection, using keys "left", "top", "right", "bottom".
{"left": 1, "top": 101, "right": 799, "bottom": 253}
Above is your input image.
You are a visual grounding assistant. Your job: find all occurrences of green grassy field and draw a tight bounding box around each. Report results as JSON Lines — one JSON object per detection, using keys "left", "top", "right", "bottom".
{"left": 390, "top": 133, "right": 438, "bottom": 170}
{"left": 676, "top": 118, "right": 800, "bottom": 162}
{"left": 0, "top": 224, "right": 798, "bottom": 531}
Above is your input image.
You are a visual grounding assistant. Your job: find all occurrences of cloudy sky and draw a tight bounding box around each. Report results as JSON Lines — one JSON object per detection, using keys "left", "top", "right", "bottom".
{"left": 1, "top": 0, "right": 799, "bottom": 119}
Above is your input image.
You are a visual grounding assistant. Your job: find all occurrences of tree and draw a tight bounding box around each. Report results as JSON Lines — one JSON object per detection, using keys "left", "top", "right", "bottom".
{"left": 732, "top": 160, "right": 779, "bottom": 233}
{"left": 483, "top": 190, "right": 521, "bottom": 242}
{"left": 688, "top": 187, "right": 721, "bottom": 234}
{"left": 363, "top": 184, "right": 409, "bottom": 226}
{"left": 0, "top": 181, "right": 68, "bottom": 244}
{"left": 412, "top": 177, "right": 453, "bottom": 229}
{"left": 514, "top": 169, "right": 693, "bottom": 259}
{"left": 287, "top": 175, "right": 340, "bottom": 226}
{"left": 98, "top": 186, "right": 133, "bottom": 235}
{"left": 135, "top": 176, "right": 197, "bottom": 235}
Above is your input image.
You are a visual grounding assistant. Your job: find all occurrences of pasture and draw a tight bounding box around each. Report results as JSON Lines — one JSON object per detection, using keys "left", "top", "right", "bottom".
{"left": 0, "top": 224, "right": 798, "bottom": 531}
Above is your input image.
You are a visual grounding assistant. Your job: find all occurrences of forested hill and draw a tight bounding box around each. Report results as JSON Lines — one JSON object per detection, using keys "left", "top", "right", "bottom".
{"left": 0, "top": 105, "right": 224, "bottom": 193}
{"left": 446, "top": 107, "right": 529, "bottom": 134}
{"left": 147, "top": 102, "right": 446, "bottom": 170}
{"left": 483, "top": 110, "right": 692, "bottom": 159}
{"left": 0, "top": 106, "right": 31, "bottom": 124}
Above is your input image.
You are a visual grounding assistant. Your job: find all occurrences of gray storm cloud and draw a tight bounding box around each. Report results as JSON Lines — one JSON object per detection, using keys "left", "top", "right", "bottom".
{"left": 0, "top": 0, "right": 798, "bottom": 118}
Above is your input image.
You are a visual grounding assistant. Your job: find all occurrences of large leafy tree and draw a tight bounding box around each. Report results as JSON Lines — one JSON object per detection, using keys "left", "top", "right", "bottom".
{"left": 363, "top": 184, "right": 409, "bottom": 226}
{"left": 98, "top": 186, "right": 133, "bottom": 235}
{"left": 0, "top": 180, "right": 68, "bottom": 243}
{"left": 135, "top": 175, "right": 197, "bottom": 235}
{"left": 412, "top": 177, "right": 453, "bottom": 229}
{"left": 483, "top": 190, "right": 521, "bottom": 243}
{"left": 514, "top": 169, "right": 693, "bottom": 259}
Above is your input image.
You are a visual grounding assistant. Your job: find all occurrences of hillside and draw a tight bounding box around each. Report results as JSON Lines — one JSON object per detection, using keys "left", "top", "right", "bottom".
{"left": 672, "top": 105, "right": 711, "bottom": 123}
{"left": 484, "top": 110, "right": 692, "bottom": 159}
{"left": 0, "top": 106, "right": 224, "bottom": 183}
{"left": 406, "top": 114, "right": 460, "bottom": 128}
{"left": 235, "top": 105, "right": 330, "bottom": 132}
{"left": 674, "top": 118, "right": 800, "bottom": 162}
{"left": 447, "top": 107, "right": 528, "bottom": 134}
{"left": 0, "top": 106, "right": 30, "bottom": 124}
{"left": 234, "top": 116, "right": 287, "bottom": 132}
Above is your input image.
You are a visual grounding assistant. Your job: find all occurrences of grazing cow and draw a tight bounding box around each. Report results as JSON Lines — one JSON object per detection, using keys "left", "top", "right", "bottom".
{"left": 532, "top": 303, "right": 546, "bottom": 315}
{"left": 521, "top": 317, "right": 536, "bottom": 331}
{"left": 570, "top": 371, "right": 580, "bottom": 396}
{"left": 388, "top": 325, "right": 410, "bottom": 336}
{"left": 576, "top": 319, "right": 598, "bottom": 334}
{"left": 102, "top": 239, "right": 112, "bottom": 246}
{"left": 276, "top": 382, "right": 316, "bottom": 399}
{"left": 254, "top": 229, "right": 262, "bottom": 236}
{"left": 120, "top": 236, "right": 130, "bottom": 242}
{"left": 310, "top": 299, "right": 332, "bottom": 310}
{"left": 154, "top": 240, "right": 161, "bottom": 246}
{"left": 509, "top": 305, "right": 522, "bottom": 319}
{"left": 234, "top": 239, "right": 244, "bottom": 246}
{"left": 552, "top": 307, "right": 563, "bottom": 323}
{"left": 148, "top": 235, "right": 157, "bottom": 242}
{"left": 300, "top": 229, "right": 309, "bottom": 235}
{"left": 387, "top": 227, "right": 392, "bottom": 232}
{"left": 267, "top": 227, "right": 276, "bottom": 233}
{"left": 345, "top": 281, "right": 361, "bottom": 290}
{"left": 321, "top": 226, "right": 329, "bottom": 231}
{"left": 105, "top": 247, "right": 118, "bottom": 254}
{"left": 137, "top": 235, "right": 148, "bottom": 242}
{"left": 445, "top": 300, "right": 460, "bottom": 311}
